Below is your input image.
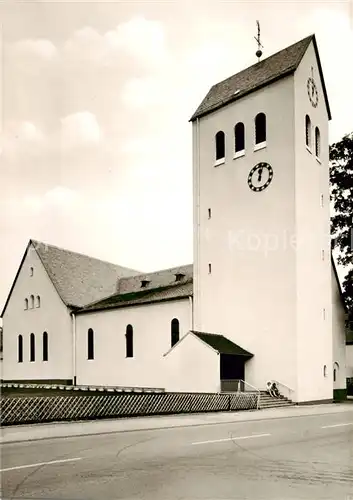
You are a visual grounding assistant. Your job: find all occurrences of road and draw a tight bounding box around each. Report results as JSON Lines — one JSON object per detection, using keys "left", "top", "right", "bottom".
{"left": 1, "top": 406, "right": 353, "bottom": 500}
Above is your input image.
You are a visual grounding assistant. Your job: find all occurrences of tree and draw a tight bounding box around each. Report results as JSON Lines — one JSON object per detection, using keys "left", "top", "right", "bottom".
{"left": 330, "top": 132, "right": 353, "bottom": 317}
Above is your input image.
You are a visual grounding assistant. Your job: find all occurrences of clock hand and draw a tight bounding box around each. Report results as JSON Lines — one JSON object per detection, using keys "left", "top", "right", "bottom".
{"left": 257, "top": 168, "right": 263, "bottom": 182}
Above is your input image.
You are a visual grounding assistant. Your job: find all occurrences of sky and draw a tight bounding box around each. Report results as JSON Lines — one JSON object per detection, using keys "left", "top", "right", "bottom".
{"left": 0, "top": 0, "right": 352, "bottom": 312}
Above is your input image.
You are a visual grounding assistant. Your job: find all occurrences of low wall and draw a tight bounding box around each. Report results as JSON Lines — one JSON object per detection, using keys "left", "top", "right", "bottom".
{"left": 0, "top": 391, "right": 259, "bottom": 426}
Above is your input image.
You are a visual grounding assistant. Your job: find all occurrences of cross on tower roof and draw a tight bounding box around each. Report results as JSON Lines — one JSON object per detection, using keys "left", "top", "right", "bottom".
{"left": 254, "top": 20, "right": 263, "bottom": 61}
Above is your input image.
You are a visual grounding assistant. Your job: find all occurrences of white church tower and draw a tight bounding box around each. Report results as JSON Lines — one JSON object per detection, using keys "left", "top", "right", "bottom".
{"left": 190, "top": 34, "right": 334, "bottom": 403}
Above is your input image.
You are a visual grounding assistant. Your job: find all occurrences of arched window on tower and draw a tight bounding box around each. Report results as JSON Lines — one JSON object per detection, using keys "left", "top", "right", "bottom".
{"left": 36, "top": 296, "right": 41, "bottom": 308}
{"left": 215, "top": 131, "right": 225, "bottom": 162}
{"left": 305, "top": 115, "right": 311, "bottom": 148}
{"left": 126, "top": 325, "right": 133, "bottom": 358}
{"left": 171, "top": 318, "right": 180, "bottom": 348}
{"left": 255, "top": 113, "right": 266, "bottom": 145}
{"left": 30, "top": 295, "right": 34, "bottom": 309}
{"left": 333, "top": 362, "right": 339, "bottom": 383}
{"left": 315, "top": 127, "right": 320, "bottom": 158}
{"left": 18, "top": 335, "right": 23, "bottom": 363}
{"left": 87, "top": 328, "right": 94, "bottom": 360}
{"left": 234, "top": 122, "right": 245, "bottom": 154}
{"left": 30, "top": 333, "right": 35, "bottom": 362}
{"left": 43, "top": 331, "right": 48, "bottom": 361}
{"left": 24, "top": 298, "right": 28, "bottom": 310}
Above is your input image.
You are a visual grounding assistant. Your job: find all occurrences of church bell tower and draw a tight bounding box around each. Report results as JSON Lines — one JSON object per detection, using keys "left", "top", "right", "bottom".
{"left": 190, "top": 33, "right": 333, "bottom": 403}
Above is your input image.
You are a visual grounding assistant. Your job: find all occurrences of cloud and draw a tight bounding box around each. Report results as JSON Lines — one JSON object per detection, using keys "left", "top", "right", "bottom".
{"left": 63, "top": 27, "right": 105, "bottom": 64}
{"left": 43, "top": 186, "right": 79, "bottom": 207}
{"left": 10, "top": 38, "right": 57, "bottom": 60}
{"left": 61, "top": 112, "right": 101, "bottom": 147}
{"left": 17, "top": 121, "right": 44, "bottom": 142}
{"left": 1, "top": 121, "right": 44, "bottom": 161}
{"left": 62, "top": 17, "right": 167, "bottom": 69}
{"left": 105, "top": 17, "right": 167, "bottom": 66}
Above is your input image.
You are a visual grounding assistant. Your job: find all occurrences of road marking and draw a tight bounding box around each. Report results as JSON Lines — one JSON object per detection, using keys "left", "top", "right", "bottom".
{"left": 192, "top": 433, "right": 271, "bottom": 445}
{"left": 0, "top": 457, "right": 82, "bottom": 472}
{"left": 321, "top": 422, "right": 353, "bottom": 429}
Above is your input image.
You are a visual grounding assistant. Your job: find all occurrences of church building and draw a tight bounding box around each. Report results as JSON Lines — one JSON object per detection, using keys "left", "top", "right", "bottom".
{"left": 1, "top": 34, "right": 348, "bottom": 403}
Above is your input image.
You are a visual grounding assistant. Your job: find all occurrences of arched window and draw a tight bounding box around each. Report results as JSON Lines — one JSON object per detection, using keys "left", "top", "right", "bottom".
{"left": 234, "top": 122, "right": 245, "bottom": 153}
{"left": 255, "top": 113, "right": 266, "bottom": 144}
{"left": 30, "top": 333, "right": 35, "bottom": 362}
{"left": 126, "top": 324, "right": 133, "bottom": 358}
{"left": 30, "top": 267, "right": 34, "bottom": 277}
{"left": 30, "top": 295, "right": 34, "bottom": 309}
{"left": 43, "top": 332, "right": 48, "bottom": 361}
{"left": 171, "top": 318, "right": 180, "bottom": 347}
{"left": 215, "top": 131, "right": 225, "bottom": 161}
{"left": 305, "top": 115, "right": 311, "bottom": 148}
{"left": 18, "top": 335, "right": 23, "bottom": 363}
{"left": 87, "top": 328, "right": 94, "bottom": 360}
{"left": 333, "top": 362, "right": 339, "bottom": 382}
{"left": 315, "top": 127, "right": 320, "bottom": 157}
{"left": 24, "top": 298, "right": 28, "bottom": 310}
{"left": 323, "top": 365, "right": 327, "bottom": 377}
{"left": 36, "top": 296, "right": 41, "bottom": 308}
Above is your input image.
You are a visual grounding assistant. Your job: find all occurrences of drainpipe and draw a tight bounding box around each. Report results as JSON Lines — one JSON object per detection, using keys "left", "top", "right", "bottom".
{"left": 189, "top": 295, "right": 194, "bottom": 330}
{"left": 71, "top": 311, "right": 76, "bottom": 386}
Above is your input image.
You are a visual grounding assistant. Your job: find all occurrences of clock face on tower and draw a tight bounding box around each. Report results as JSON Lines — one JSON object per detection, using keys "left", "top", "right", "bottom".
{"left": 248, "top": 162, "right": 274, "bottom": 192}
{"left": 307, "top": 77, "right": 318, "bottom": 107}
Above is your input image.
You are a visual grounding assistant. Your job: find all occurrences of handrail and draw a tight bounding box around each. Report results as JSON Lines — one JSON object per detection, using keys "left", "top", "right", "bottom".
{"left": 239, "top": 380, "right": 260, "bottom": 394}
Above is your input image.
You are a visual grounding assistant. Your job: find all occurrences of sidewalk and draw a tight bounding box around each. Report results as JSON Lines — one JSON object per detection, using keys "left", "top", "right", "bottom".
{"left": 1, "top": 403, "right": 353, "bottom": 445}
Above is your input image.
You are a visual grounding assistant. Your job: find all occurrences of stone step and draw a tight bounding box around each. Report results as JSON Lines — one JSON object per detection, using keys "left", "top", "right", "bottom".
{"left": 259, "top": 400, "right": 293, "bottom": 407}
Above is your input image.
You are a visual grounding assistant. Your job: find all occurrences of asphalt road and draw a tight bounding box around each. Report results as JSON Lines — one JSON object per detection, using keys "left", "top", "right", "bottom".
{"left": 1, "top": 409, "right": 353, "bottom": 500}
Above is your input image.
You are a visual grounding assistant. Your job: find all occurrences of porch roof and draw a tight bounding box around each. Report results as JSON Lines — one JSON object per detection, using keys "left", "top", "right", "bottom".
{"left": 191, "top": 331, "right": 253, "bottom": 357}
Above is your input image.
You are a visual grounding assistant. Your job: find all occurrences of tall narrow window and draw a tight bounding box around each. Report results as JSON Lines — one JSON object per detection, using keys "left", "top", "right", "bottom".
{"left": 24, "top": 298, "right": 28, "bottom": 310}
{"left": 333, "top": 362, "right": 339, "bottom": 382}
{"left": 208, "top": 263, "right": 212, "bottom": 274}
{"left": 305, "top": 115, "right": 311, "bottom": 148}
{"left": 208, "top": 208, "right": 212, "bottom": 219}
{"left": 315, "top": 127, "right": 320, "bottom": 157}
{"left": 87, "top": 328, "right": 94, "bottom": 360}
{"left": 126, "top": 324, "right": 133, "bottom": 358}
{"left": 171, "top": 318, "right": 180, "bottom": 348}
{"left": 215, "top": 131, "right": 225, "bottom": 161}
{"left": 30, "top": 267, "right": 34, "bottom": 277}
{"left": 36, "top": 296, "right": 41, "bottom": 308}
{"left": 18, "top": 335, "right": 23, "bottom": 363}
{"left": 30, "top": 333, "right": 35, "bottom": 362}
{"left": 30, "top": 295, "right": 34, "bottom": 309}
{"left": 255, "top": 113, "right": 266, "bottom": 144}
{"left": 43, "top": 332, "right": 48, "bottom": 361}
{"left": 234, "top": 122, "right": 245, "bottom": 153}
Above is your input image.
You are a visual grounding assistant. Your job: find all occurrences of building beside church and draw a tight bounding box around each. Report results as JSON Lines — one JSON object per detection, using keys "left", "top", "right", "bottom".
{"left": 1, "top": 34, "right": 349, "bottom": 403}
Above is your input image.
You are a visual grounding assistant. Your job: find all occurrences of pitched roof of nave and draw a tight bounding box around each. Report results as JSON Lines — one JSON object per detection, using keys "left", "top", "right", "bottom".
{"left": 1, "top": 240, "right": 141, "bottom": 315}
{"left": 190, "top": 34, "right": 331, "bottom": 121}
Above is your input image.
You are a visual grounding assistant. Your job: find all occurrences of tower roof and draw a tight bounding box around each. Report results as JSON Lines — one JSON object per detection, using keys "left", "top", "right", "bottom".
{"left": 190, "top": 34, "right": 331, "bottom": 121}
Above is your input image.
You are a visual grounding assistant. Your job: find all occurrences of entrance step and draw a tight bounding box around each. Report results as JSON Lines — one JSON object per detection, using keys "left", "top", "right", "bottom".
{"left": 259, "top": 390, "right": 295, "bottom": 409}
